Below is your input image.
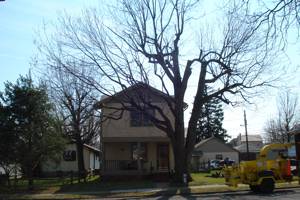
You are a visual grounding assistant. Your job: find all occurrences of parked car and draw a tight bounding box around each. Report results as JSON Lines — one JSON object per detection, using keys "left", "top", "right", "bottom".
{"left": 209, "top": 159, "right": 221, "bottom": 169}
{"left": 219, "top": 158, "right": 235, "bottom": 167}
{"left": 290, "top": 159, "right": 298, "bottom": 176}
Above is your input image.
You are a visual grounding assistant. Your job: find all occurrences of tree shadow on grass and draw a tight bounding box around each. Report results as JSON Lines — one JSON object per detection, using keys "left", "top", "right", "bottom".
{"left": 55, "top": 176, "right": 155, "bottom": 194}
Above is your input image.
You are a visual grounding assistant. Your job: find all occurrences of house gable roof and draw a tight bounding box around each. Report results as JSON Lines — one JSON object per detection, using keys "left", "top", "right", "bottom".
{"left": 234, "top": 142, "right": 263, "bottom": 153}
{"left": 289, "top": 124, "right": 300, "bottom": 135}
{"left": 83, "top": 143, "right": 100, "bottom": 153}
{"left": 194, "top": 136, "right": 239, "bottom": 153}
{"left": 240, "top": 134, "right": 262, "bottom": 142}
{"left": 95, "top": 82, "right": 187, "bottom": 108}
{"left": 69, "top": 140, "right": 100, "bottom": 153}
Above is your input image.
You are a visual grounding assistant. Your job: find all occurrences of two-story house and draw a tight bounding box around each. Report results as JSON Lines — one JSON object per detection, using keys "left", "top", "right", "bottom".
{"left": 231, "top": 134, "right": 263, "bottom": 160}
{"left": 96, "top": 83, "right": 175, "bottom": 178}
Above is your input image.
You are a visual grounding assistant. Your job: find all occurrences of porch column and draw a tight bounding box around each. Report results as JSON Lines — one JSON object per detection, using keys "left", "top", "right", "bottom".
{"left": 137, "top": 142, "right": 142, "bottom": 173}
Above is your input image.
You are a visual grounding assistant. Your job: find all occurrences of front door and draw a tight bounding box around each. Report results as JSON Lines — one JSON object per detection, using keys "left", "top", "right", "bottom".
{"left": 157, "top": 143, "right": 169, "bottom": 171}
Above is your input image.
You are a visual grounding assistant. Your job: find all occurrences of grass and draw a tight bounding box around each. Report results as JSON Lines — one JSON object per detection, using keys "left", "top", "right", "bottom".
{"left": 190, "top": 170, "right": 225, "bottom": 186}
{"left": 1, "top": 172, "right": 299, "bottom": 195}
{"left": 0, "top": 175, "right": 155, "bottom": 194}
{"left": 0, "top": 172, "right": 230, "bottom": 199}
{"left": 58, "top": 176, "right": 155, "bottom": 193}
{"left": 0, "top": 171, "right": 228, "bottom": 194}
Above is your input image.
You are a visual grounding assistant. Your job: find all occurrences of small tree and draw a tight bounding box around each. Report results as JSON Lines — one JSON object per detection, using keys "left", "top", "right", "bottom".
{"left": 264, "top": 90, "right": 299, "bottom": 143}
{"left": 0, "top": 75, "right": 66, "bottom": 190}
{"left": 0, "top": 103, "right": 17, "bottom": 186}
{"left": 195, "top": 89, "right": 229, "bottom": 143}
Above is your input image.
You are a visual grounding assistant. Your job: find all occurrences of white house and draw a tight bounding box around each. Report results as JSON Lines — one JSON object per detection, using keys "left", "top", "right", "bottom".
{"left": 41, "top": 142, "right": 100, "bottom": 176}
{"left": 191, "top": 137, "right": 239, "bottom": 170}
{"left": 232, "top": 134, "right": 263, "bottom": 160}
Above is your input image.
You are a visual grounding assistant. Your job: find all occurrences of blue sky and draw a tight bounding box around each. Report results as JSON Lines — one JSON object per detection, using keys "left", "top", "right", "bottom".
{"left": 0, "top": 0, "right": 98, "bottom": 86}
{"left": 0, "top": 0, "right": 299, "bottom": 139}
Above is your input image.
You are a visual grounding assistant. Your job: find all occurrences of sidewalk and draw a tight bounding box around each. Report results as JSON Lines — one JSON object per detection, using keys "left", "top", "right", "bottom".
{"left": 1, "top": 182, "right": 299, "bottom": 199}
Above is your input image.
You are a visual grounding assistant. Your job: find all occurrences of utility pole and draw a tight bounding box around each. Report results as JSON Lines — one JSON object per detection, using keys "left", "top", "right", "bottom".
{"left": 244, "top": 110, "right": 250, "bottom": 160}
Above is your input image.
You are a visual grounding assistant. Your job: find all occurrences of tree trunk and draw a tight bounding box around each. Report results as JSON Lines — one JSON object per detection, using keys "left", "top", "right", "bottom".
{"left": 27, "top": 165, "right": 34, "bottom": 190}
{"left": 76, "top": 142, "right": 85, "bottom": 180}
{"left": 4, "top": 173, "right": 10, "bottom": 187}
{"left": 173, "top": 144, "right": 188, "bottom": 184}
{"left": 14, "top": 170, "right": 17, "bottom": 191}
{"left": 172, "top": 81, "right": 189, "bottom": 184}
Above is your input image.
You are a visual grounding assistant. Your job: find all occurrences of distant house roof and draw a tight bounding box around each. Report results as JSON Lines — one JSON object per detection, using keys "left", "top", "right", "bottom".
{"left": 240, "top": 134, "right": 262, "bottom": 142}
{"left": 194, "top": 137, "right": 216, "bottom": 149}
{"left": 194, "top": 136, "right": 239, "bottom": 153}
{"left": 234, "top": 142, "right": 263, "bottom": 153}
{"left": 69, "top": 140, "right": 100, "bottom": 153}
{"left": 83, "top": 143, "right": 100, "bottom": 153}
{"left": 289, "top": 124, "right": 300, "bottom": 135}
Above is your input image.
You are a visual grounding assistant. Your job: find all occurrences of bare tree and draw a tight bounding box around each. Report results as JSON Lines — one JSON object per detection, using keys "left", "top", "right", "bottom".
{"left": 43, "top": 65, "right": 101, "bottom": 177}
{"left": 264, "top": 118, "right": 282, "bottom": 143}
{"left": 36, "top": 0, "right": 280, "bottom": 182}
{"left": 264, "top": 90, "right": 299, "bottom": 143}
{"left": 278, "top": 90, "right": 299, "bottom": 142}
{"left": 242, "top": 0, "right": 300, "bottom": 46}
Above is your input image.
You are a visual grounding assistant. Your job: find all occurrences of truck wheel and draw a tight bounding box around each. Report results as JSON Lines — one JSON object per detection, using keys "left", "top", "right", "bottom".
{"left": 249, "top": 184, "right": 260, "bottom": 193}
{"left": 259, "top": 178, "right": 275, "bottom": 193}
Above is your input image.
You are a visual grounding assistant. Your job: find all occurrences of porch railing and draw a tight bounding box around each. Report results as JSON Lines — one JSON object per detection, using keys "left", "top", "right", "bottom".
{"left": 104, "top": 160, "right": 138, "bottom": 170}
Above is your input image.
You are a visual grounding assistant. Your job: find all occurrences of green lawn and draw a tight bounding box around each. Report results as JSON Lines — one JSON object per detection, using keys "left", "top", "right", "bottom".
{"left": 190, "top": 171, "right": 225, "bottom": 186}
{"left": 58, "top": 176, "right": 155, "bottom": 193}
{"left": 1, "top": 172, "right": 298, "bottom": 194}
{"left": 0, "top": 175, "right": 155, "bottom": 194}
{"left": 0, "top": 170, "right": 231, "bottom": 194}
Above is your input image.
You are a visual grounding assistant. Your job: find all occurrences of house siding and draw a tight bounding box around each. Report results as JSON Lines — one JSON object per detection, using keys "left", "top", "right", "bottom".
{"left": 42, "top": 143, "right": 78, "bottom": 173}
{"left": 41, "top": 143, "right": 100, "bottom": 176}
{"left": 104, "top": 142, "right": 132, "bottom": 160}
{"left": 146, "top": 142, "right": 157, "bottom": 171}
{"left": 102, "top": 102, "right": 173, "bottom": 139}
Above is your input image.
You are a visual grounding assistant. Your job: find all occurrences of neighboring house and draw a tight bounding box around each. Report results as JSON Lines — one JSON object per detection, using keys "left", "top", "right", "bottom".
{"left": 191, "top": 136, "right": 239, "bottom": 171}
{"left": 41, "top": 142, "right": 100, "bottom": 176}
{"left": 96, "top": 83, "right": 175, "bottom": 177}
{"left": 231, "top": 134, "right": 263, "bottom": 161}
{"left": 0, "top": 167, "right": 4, "bottom": 175}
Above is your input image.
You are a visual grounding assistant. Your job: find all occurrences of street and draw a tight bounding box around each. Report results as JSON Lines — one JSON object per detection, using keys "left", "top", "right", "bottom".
{"left": 101, "top": 187, "right": 300, "bottom": 200}
{"left": 143, "top": 188, "right": 300, "bottom": 200}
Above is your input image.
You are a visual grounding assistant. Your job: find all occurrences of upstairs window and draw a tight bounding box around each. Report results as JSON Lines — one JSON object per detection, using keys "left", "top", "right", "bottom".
{"left": 130, "top": 108, "right": 154, "bottom": 127}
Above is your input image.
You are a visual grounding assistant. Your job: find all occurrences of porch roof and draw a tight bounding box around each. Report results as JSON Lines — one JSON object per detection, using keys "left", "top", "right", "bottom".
{"left": 103, "top": 137, "right": 170, "bottom": 142}
{"left": 102, "top": 129, "right": 168, "bottom": 138}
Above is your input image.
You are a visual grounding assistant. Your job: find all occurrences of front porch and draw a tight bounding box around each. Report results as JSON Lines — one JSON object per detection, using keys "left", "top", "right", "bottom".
{"left": 102, "top": 141, "right": 173, "bottom": 176}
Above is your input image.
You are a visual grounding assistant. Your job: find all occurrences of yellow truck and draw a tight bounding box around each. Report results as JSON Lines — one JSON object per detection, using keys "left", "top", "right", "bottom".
{"left": 223, "top": 143, "right": 293, "bottom": 193}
